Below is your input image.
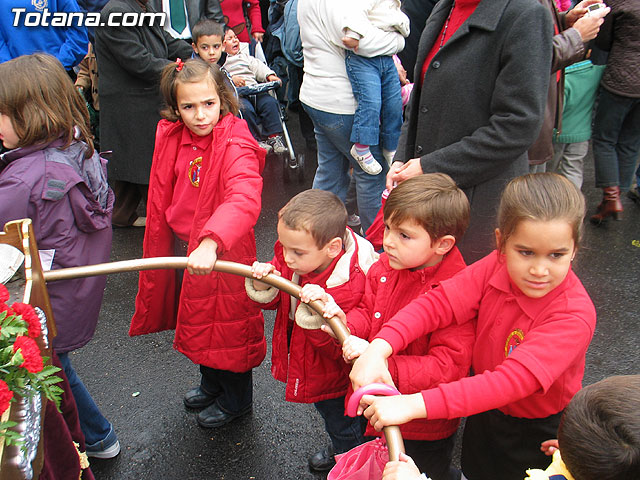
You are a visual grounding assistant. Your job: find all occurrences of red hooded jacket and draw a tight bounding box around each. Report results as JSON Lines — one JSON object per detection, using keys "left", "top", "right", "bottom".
{"left": 347, "top": 248, "right": 475, "bottom": 440}
{"left": 246, "top": 229, "right": 379, "bottom": 403}
{"left": 130, "top": 114, "right": 267, "bottom": 372}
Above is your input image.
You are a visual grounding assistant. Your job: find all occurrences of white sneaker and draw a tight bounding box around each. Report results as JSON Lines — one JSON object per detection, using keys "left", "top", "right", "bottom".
{"left": 268, "top": 135, "right": 287, "bottom": 154}
{"left": 86, "top": 439, "right": 121, "bottom": 459}
{"left": 350, "top": 145, "right": 382, "bottom": 175}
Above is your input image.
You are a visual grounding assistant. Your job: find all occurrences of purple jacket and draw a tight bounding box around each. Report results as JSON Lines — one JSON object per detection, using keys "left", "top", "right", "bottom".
{"left": 0, "top": 139, "right": 114, "bottom": 353}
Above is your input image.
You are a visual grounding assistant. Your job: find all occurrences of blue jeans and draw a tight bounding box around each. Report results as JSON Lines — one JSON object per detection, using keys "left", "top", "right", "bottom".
{"left": 58, "top": 352, "right": 114, "bottom": 447}
{"left": 314, "top": 396, "right": 366, "bottom": 454}
{"left": 345, "top": 52, "right": 403, "bottom": 151}
{"left": 303, "top": 104, "right": 387, "bottom": 231}
{"left": 592, "top": 88, "right": 640, "bottom": 190}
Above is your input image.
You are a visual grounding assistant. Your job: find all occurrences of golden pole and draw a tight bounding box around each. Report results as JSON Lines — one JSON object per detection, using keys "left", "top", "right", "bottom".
{"left": 43, "top": 257, "right": 404, "bottom": 459}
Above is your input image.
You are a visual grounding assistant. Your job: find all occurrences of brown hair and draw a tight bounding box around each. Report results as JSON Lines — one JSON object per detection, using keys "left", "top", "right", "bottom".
{"left": 160, "top": 58, "right": 238, "bottom": 121}
{"left": 496, "top": 173, "right": 585, "bottom": 251}
{"left": 191, "top": 19, "right": 225, "bottom": 45}
{"left": 383, "top": 173, "right": 470, "bottom": 243}
{"left": 278, "top": 189, "right": 347, "bottom": 249}
{"left": 559, "top": 375, "right": 640, "bottom": 480}
{"left": 0, "top": 53, "right": 93, "bottom": 157}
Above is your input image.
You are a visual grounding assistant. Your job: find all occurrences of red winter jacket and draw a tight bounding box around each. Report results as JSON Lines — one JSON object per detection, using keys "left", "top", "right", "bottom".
{"left": 221, "top": 0, "right": 264, "bottom": 43}
{"left": 246, "top": 229, "right": 379, "bottom": 403}
{"left": 130, "top": 114, "right": 267, "bottom": 372}
{"left": 347, "top": 248, "right": 475, "bottom": 440}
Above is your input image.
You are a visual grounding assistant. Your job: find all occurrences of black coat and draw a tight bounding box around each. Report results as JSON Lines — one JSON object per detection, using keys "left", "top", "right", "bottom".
{"left": 397, "top": 0, "right": 553, "bottom": 262}
{"left": 95, "top": 0, "right": 193, "bottom": 184}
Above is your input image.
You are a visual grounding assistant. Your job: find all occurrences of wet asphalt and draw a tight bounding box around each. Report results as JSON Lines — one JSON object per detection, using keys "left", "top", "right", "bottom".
{"left": 72, "top": 109, "right": 640, "bottom": 479}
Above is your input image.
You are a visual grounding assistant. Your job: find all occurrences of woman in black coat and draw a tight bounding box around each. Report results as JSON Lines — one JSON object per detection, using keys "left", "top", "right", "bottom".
{"left": 95, "top": 0, "right": 193, "bottom": 226}
{"left": 388, "top": 0, "right": 553, "bottom": 263}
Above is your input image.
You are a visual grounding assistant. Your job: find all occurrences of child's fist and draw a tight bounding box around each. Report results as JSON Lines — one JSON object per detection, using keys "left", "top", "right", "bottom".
{"left": 342, "top": 335, "right": 370, "bottom": 362}
{"left": 251, "top": 261, "right": 279, "bottom": 279}
{"left": 299, "top": 283, "right": 330, "bottom": 304}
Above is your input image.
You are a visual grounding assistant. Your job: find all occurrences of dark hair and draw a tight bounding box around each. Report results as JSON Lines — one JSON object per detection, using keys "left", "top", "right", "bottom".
{"left": 0, "top": 53, "right": 93, "bottom": 157}
{"left": 384, "top": 173, "right": 469, "bottom": 242}
{"left": 559, "top": 375, "right": 640, "bottom": 480}
{"left": 159, "top": 58, "right": 238, "bottom": 121}
{"left": 191, "top": 19, "right": 224, "bottom": 45}
{"left": 278, "top": 190, "right": 347, "bottom": 249}
{"left": 497, "top": 173, "right": 585, "bottom": 251}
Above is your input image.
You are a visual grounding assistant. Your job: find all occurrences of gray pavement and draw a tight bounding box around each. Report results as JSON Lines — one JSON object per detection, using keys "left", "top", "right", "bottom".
{"left": 74, "top": 110, "right": 639, "bottom": 479}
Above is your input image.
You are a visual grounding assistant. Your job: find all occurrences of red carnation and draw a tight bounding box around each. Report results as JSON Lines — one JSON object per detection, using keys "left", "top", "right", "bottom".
{"left": 0, "top": 380, "right": 13, "bottom": 414}
{"left": 0, "top": 284, "right": 8, "bottom": 303}
{"left": 13, "top": 336, "right": 43, "bottom": 373}
{"left": 11, "top": 303, "right": 41, "bottom": 338}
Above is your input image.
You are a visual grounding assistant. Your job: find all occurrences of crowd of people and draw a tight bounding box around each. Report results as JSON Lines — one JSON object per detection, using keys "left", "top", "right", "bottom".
{"left": 0, "top": 0, "right": 639, "bottom": 479}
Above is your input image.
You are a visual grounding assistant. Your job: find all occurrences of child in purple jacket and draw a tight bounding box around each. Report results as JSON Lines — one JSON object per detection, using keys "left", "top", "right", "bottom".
{"left": 0, "top": 53, "right": 118, "bottom": 459}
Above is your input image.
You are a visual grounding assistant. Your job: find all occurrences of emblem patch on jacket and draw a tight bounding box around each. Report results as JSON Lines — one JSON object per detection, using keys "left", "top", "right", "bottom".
{"left": 504, "top": 328, "right": 524, "bottom": 357}
{"left": 32, "top": 0, "right": 47, "bottom": 11}
{"left": 188, "top": 157, "right": 202, "bottom": 187}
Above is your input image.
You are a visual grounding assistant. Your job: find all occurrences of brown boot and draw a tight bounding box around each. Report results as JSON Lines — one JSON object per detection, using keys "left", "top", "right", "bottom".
{"left": 590, "top": 186, "right": 623, "bottom": 224}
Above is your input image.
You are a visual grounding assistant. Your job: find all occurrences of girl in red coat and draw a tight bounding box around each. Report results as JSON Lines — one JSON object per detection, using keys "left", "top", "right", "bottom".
{"left": 131, "top": 58, "right": 266, "bottom": 429}
{"left": 350, "top": 173, "right": 597, "bottom": 480}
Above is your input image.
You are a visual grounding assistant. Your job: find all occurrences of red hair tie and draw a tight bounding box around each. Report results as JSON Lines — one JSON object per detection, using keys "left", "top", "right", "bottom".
{"left": 176, "top": 58, "right": 184, "bottom": 72}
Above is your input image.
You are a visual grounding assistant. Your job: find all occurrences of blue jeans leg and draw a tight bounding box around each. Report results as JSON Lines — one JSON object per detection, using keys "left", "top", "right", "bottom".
{"left": 239, "top": 98, "right": 262, "bottom": 140}
{"left": 378, "top": 56, "right": 403, "bottom": 152}
{"left": 345, "top": 52, "right": 383, "bottom": 147}
{"left": 592, "top": 89, "right": 640, "bottom": 190}
{"left": 58, "top": 352, "right": 113, "bottom": 446}
{"left": 314, "top": 396, "right": 366, "bottom": 454}
{"left": 303, "top": 103, "right": 387, "bottom": 231}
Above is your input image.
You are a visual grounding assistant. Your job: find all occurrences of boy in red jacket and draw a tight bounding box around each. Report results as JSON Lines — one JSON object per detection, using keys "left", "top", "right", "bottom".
{"left": 308, "top": 174, "right": 475, "bottom": 480}
{"left": 246, "top": 189, "right": 378, "bottom": 472}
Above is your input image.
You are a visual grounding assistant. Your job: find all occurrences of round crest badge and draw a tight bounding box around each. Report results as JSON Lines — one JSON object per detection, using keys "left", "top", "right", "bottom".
{"left": 504, "top": 329, "right": 524, "bottom": 358}
{"left": 32, "top": 0, "right": 48, "bottom": 11}
{"left": 188, "top": 157, "right": 202, "bottom": 187}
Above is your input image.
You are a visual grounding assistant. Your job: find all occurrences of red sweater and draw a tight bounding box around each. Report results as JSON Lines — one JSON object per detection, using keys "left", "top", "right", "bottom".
{"left": 376, "top": 251, "right": 596, "bottom": 420}
{"left": 246, "top": 229, "right": 379, "bottom": 403}
{"left": 347, "top": 248, "right": 473, "bottom": 440}
{"left": 131, "top": 114, "right": 267, "bottom": 372}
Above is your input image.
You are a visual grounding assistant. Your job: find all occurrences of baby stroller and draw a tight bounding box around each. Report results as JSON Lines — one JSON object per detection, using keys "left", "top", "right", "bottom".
{"left": 236, "top": 80, "right": 306, "bottom": 184}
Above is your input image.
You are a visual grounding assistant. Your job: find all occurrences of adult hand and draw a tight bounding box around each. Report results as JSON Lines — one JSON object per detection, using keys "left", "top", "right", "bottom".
{"left": 571, "top": 6, "right": 609, "bottom": 42}
{"left": 382, "top": 453, "right": 423, "bottom": 480}
{"left": 252, "top": 32, "right": 264, "bottom": 43}
{"left": 362, "top": 393, "right": 426, "bottom": 430}
{"left": 565, "top": 0, "right": 603, "bottom": 27}
{"left": 349, "top": 338, "right": 394, "bottom": 402}
{"left": 186, "top": 237, "right": 218, "bottom": 275}
{"left": 386, "top": 158, "right": 423, "bottom": 190}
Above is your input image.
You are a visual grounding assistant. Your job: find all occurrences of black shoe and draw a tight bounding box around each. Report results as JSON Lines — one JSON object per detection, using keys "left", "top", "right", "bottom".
{"left": 627, "top": 187, "right": 640, "bottom": 204}
{"left": 196, "top": 402, "right": 252, "bottom": 428}
{"left": 183, "top": 386, "right": 218, "bottom": 410}
{"left": 308, "top": 446, "right": 336, "bottom": 472}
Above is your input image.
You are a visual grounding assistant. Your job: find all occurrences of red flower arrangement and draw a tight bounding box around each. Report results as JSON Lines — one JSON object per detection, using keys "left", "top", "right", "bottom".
{"left": 0, "top": 283, "right": 63, "bottom": 447}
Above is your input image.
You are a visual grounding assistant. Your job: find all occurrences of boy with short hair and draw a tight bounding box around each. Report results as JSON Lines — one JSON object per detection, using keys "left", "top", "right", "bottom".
{"left": 222, "top": 28, "right": 286, "bottom": 154}
{"left": 307, "top": 173, "right": 475, "bottom": 479}
{"left": 246, "top": 189, "right": 378, "bottom": 472}
{"left": 191, "top": 19, "right": 225, "bottom": 65}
